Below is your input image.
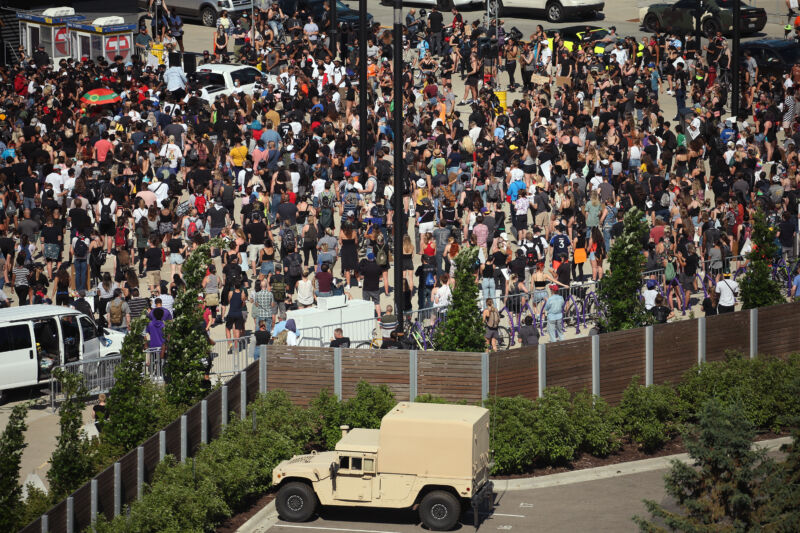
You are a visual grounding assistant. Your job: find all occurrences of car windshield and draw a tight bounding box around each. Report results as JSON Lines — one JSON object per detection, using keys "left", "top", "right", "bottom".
{"left": 716, "top": 0, "right": 754, "bottom": 7}
{"left": 586, "top": 29, "right": 609, "bottom": 40}
{"left": 191, "top": 71, "right": 226, "bottom": 87}
{"left": 777, "top": 46, "right": 800, "bottom": 64}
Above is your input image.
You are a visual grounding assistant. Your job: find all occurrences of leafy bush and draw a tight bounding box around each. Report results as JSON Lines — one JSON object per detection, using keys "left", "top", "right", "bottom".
{"left": 571, "top": 390, "right": 623, "bottom": 457}
{"left": 484, "top": 396, "right": 538, "bottom": 474}
{"left": 531, "top": 388, "right": 583, "bottom": 464}
{"left": 620, "top": 377, "right": 684, "bottom": 452}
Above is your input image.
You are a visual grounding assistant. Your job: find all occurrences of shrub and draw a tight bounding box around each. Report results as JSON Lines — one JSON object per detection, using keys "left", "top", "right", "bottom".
{"left": 484, "top": 396, "right": 538, "bottom": 474}
{"left": 307, "top": 389, "right": 344, "bottom": 450}
{"left": 532, "top": 388, "right": 583, "bottom": 464}
{"left": 340, "top": 381, "right": 397, "bottom": 430}
{"left": 571, "top": 390, "right": 623, "bottom": 457}
{"left": 0, "top": 403, "right": 29, "bottom": 531}
{"left": 620, "top": 377, "right": 683, "bottom": 452}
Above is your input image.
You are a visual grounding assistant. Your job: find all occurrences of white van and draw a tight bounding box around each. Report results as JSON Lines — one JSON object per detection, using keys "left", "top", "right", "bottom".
{"left": 0, "top": 305, "right": 125, "bottom": 403}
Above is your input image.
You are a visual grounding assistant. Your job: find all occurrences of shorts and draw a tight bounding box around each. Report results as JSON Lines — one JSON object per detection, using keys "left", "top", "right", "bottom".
{"left": 533, "top": 289, "right": 547, "bottom": 304}
{"left": 44, "top": 243, "right": 60, "bottom": 261}
{"left": 535, "top": 211, "right": 549, "bottom": 229}
{"left": 466, "top": 75, "right": 479, "bottom": 87}
{"left": 226, "top": 316, "right": 245, "bottom": 330}
{"left": 419, "top": 221, "right": 435, "bottom": 235}
{"left": 100, "top": 221, "right": 116, "bottom": 237}
{"left": 362, "top": 289, "right": 381, "bottom": 305}
{"left": 148, "top": 270, "right": 161, "bottom": 287}
{"left": 248, "top": 244, "right": 265, "bottom": 261}
{"left": 169, "top": 253, "right": 184, "bottom": 265}
{"left": 485, "top": 327, "right": 499, "bottom": 340}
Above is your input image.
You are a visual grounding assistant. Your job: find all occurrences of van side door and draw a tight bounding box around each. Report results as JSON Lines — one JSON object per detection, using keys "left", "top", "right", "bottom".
{"left": 0, "top": 323, "right": 37, "bottom": 389}
{"left": 333, "top": 454, "right": 375, "bottom": 502}
{"left": 79, "top": 315, "right": 101, "bottom": 360}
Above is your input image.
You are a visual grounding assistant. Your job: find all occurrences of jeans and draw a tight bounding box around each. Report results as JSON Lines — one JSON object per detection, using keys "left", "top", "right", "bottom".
{"left": 547, "top": 317, "right": 563, "bottom": 343}
{"left": 418, "top": 286, "right": 432, "bottom": 315}
{"left": 675, "top": 89, "right": 686, "bottom": 116}
{"left": 481, "top": 277, "right": 496, "bottom": 308}
{"left": 23, "top": 196, "right": 36, "bottom": 211}
{"left": 430, "top": 32, "right": 442, "bottom": 56}
{"left": 74, "top": 259, "right": 88, "bottom": 291}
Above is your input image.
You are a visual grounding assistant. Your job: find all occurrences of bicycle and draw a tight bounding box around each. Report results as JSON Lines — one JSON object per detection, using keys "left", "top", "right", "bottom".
{"left": 356, "top": 327, "right": 383, "bottom": 349}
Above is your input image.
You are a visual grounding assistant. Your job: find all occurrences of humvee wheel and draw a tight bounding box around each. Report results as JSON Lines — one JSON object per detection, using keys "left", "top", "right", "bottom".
{"left": 276, "top": 481, "right": 317, "bottom": 522}
{"left": 419, "top": 490, "right": 460, "bottom": 531}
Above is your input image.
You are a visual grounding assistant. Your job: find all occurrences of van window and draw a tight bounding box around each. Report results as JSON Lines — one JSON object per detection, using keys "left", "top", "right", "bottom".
{"left": 230, "top": 67, "right": 260, "bottom": 86}
{"left": 80, "top": 317, "right": 97, "bottom": 341}
{"left": 339, "top": 456, "right": 349, "bottom": 469}
{"left": 0, "top": 325, "right": 32, "bottom": 352}
{"left": 363, "top": 458, "right": 374, "bottom": 472}
{"left": 350, "top": 457, "right": 362, "bottom": 471}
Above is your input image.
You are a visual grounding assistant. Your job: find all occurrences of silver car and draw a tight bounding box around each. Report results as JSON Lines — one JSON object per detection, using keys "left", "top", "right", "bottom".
{"left": 137, "top": 0, "right": 254, "bottom": 28}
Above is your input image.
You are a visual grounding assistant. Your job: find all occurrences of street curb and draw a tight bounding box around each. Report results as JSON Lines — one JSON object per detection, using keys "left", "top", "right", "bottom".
{"left": 492, "top": 436, "right": 792, "bottom": 492}
{"left": 236, "top": 499, "right": 278, "bottom": 533}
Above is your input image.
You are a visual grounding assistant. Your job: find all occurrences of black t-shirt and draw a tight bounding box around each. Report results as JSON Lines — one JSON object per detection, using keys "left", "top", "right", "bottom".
{"left": 360, "top": 259, "right": 382, "bottom": 292}
{"left": 21, "top": 176, "right": 38, "bottom": 197}
{"left": 145, "top": 247, "right": 162, "bottom": 271}
{"left": 68, "top": 208, "right": 91, "bottom": 231}
{"left": 207, "top": 205, "right": 229, "bottom": 228}
{"left": 276, "top": 202, "right": 298, "bottom": 225}
{"left": 167, "top": 238, "right": 183, "bottom": 254}
{"left": 245, "top": 221, "right": 267, "bottom": 245}
{"left": 41, "top": 226, "right": 61, "bottom": 245}
{"left": 428, "top": 11, "right": 444, "bottom": 32}
{"left": 255, "top": 330, "right": 271, "bottom": 345}
{"left": 330, "top": 337, "right": 351, "bottom": 348}
{"left": 556, "top": 261, "right": 571, "bottom": 285}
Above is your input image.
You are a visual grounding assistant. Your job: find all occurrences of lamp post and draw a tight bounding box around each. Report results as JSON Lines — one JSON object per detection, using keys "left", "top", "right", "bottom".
{"left": 329, "top": 0, "right": 337, "bottom": 59}
{"left": 732, "top": 0, "right": 741, "bottom": 121}
{"left": 358, "top": 0, "right": 368, "bottom": 168}
{"left": 393, "top": 0, "right": 404, "bottom": 329}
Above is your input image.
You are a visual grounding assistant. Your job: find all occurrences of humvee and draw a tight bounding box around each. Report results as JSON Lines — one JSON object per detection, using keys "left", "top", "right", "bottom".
{"left": 272, "top": 402, "right": 494, "bottom": 531}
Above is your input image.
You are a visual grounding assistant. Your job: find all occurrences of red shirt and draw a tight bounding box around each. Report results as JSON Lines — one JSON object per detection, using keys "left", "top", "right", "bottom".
{"left": 94, "top": 139, "right": 114, "bottom": 162}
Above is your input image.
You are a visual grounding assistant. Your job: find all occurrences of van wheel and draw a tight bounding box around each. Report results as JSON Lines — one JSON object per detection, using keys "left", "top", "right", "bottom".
{"left": 200, "top": 6, "right": 217, "bottom": 27}
{"left": 276, "top": 482, "right": 317, "bottom": 522}
{"left": 546, "top": 1, "right": 564, "bottom": 23}
{"left": 419, "top": 490, "right": 460, "bottom": 531}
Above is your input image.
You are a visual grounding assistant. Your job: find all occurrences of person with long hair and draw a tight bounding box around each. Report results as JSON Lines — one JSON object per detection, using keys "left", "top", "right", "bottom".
{"left": 588, "top": 227, "right": 606, "bottom": 281}
{"left": 52, "top": 266, "right": 72, "bottom": 306}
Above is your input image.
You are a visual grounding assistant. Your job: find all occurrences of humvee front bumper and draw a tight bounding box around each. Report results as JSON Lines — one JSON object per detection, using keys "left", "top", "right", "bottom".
{"left": 470, "top": 480, "right": 495, "bottom": 528}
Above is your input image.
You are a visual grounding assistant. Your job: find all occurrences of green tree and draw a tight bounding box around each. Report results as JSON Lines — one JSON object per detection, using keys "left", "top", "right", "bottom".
{"left": 48, "top": 369, "right": 95, "bottom": 499}
{"left": 0, "top": 403, "right": 29, "bottom": 531}
{"left": 164, "top": 239, "right": 221, "bottom": 406}
{"left": 598, "top": 207, "right": 653, "bottom": 332}
{"left": 103, "top": 314, "right": 160, "bottom": 451}
{"left": 432, "top": 247, "right": 486, "bottom": 351}
{"left": 757, "top": 429, "right": 800, "bottom": 529}
{"left": 634, "top": 398, "right": 775, "bottom": 532}
{"left": 740, "top": 209, "right": 784, "bottom": 309}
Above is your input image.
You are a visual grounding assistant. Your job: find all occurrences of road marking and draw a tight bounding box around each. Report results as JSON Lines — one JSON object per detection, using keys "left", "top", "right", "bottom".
{"left": 519, "top": 503, "right": 534, "bottom": 508}
{"left": 275, "top": 524, "right": 401, "bottom": 533}
{"left": 492, "top": 513, "right": 526, "bottom": 518}
{"left": 497, "top": 526, "right": 513, "bottom": 530}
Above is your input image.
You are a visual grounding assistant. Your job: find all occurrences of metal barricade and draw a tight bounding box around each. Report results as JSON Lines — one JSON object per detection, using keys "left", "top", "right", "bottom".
{"left": 208, "top": 336, "right": 255, "bottom": 377}
{"left": 50, "top": 355, "right": 122, "bottom": 410}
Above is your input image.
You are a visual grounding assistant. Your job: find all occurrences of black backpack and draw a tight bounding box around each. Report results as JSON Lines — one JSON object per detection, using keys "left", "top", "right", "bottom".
{"left": 282, "top": 228, "right": 297, "bottom": 251}
{"left": 288, "top": 254, "right": 302, "bottom": 277}
{"left": 74, "top": 238, "right": 88, "bottom": 259}
{"left": 319, "top": 206, "right": 334, "bottom": 229}
{"left": 100, "top": 198, "right": 113, "bottom": 224}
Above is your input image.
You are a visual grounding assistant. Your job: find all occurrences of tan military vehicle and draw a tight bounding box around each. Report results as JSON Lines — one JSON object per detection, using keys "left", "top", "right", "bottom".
{"left": 272, "top": 402, "right": 494, "bottom": 531}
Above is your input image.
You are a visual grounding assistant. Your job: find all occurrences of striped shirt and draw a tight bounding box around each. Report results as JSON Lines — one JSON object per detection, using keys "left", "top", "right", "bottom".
{"left": 13, "top": 266, "right": 30, "bottom": 287}
{"left": 253, "top": 290, "right": 274, "bottom": 319}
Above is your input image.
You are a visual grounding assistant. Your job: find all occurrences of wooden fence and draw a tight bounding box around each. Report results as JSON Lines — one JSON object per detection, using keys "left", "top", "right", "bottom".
{"left": 20, "top": 302, "right": 800, "bottom": 533}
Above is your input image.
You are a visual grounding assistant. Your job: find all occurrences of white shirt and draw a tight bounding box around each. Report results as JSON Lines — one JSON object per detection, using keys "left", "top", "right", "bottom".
{"left": 643, "top": 288, "right": 658, "bottom": 310}
{"left": 133, "top": 207, "right": 148, "bottom": 223}
{"left": 311, "top": 178, "right": 327, "bottom": 198}
{"left": 163, "top": 66, "right": 188, "bottom": 92}
{"left": 148, "top": 180, "right": 169, "bottom": 207}
{"left": 45, "top": 172, "right": 63, "bottom": 194}
{"left": 159, "top": 143, "right": 182, "bottom": 167}
{"left": 716, "top": 279, "right": 738, "bottom": 307}
{"left": 610, "top": 47, "right": 627, "bottom": 67}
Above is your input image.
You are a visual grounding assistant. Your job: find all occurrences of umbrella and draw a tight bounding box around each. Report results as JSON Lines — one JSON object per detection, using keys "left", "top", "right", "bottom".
{"left": 80, "top": 88, "right": 121, "bottom": 105}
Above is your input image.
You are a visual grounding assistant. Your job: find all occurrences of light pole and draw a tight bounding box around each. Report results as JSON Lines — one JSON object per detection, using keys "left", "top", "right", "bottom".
{"left": 329, "top": 0, "right": 338, "bottom": 60}
{"left": 358, "top": 0, "right": 368, "bottom": 168}
{"left": 393, "top": 0, "right": 404, "bottom": 329}
{"left": 731, "top": 0, "right": 741, "bottom": 121}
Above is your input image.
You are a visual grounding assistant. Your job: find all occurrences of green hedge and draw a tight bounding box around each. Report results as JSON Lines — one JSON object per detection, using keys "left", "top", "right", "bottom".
{"left": 87, "top": 354, "right": 800, "bottom": 532}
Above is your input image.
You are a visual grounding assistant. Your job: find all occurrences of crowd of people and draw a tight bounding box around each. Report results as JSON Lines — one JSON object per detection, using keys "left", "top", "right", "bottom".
{"left": 0, "top": 2, "right": 797, "bottom": 352}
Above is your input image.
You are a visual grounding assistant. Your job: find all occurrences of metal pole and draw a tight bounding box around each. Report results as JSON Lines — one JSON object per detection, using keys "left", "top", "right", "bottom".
{"left": 732, "top": 0, "right": 741, "bottom": 119}
{"left": 358, "top": 0, "right": 368, "bottom": 169}
{"left": 329, "top": 0, "right": 338, "bottom": 60}
{"left": 393, "top": 0, "right": 405, "bottom": 329}
{"left": 694, "top": 1, "right": 703, "bottom": 54}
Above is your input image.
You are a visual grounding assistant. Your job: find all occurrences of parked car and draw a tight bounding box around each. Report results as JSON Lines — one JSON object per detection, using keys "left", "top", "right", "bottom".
{"left": 137, "top": 0, "right": 254, "bottom": 28}
{"left": 740, "top": 40, "right": 800, "bottom": 78}
{"left": 493, "top": 0, "right": 604, "bottom": 23}
{"left": 640, "top": 0, "right": 767, "bottom": 37}
{"left": 189, "top": 63, "right": 265, "bottom": 103}
{"left": 0, "top": 305, "right": 125, "bottom": 404}
{"left": 302, "top": 0, "right": 374, "bottom": 29}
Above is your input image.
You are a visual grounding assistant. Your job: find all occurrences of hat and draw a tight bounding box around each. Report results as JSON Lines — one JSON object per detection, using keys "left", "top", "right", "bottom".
{"left": 646, "top": 279, "right": 657, "bottom": 290}
{"left": 416, "top": 178, "right": 426, "bottom": 187}
{"left": 366, "top": 252, "right": 375, "bottom": 261}
{"left": 549, "top": 284, "right": 560, "bottom": 291}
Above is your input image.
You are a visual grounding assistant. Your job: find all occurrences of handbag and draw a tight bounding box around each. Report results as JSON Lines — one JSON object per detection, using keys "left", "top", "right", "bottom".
{"left": 205, "top": 293, "right": 219, "bottom": 306}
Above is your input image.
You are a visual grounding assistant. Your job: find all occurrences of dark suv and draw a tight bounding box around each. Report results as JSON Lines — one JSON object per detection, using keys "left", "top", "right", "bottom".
{"left": 740, "top": 40, "right": 800, "bottom": 78}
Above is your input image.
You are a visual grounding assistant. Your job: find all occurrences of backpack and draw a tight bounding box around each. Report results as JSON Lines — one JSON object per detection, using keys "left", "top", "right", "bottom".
{"left": 321, "top": 194, "right": 333, "bottom": 208}
{"left": 74, "top": 238, "right": 88, "bottom": 259}
{"left": 281, "top": 228, "right": 297, "bottom": 251}
{"left": 91, "top": 247, "right": 107, "bottom": 267}
{"left": 272, "top": 329, "right": 289, "bottom": 345}
{"left": 288, "top": 254, "right": 302, "bottom": 277}
{"left": 376, "top": 246, "right": 388, "bottom": 267}
{"left": 271, "top": 277, "right": 286, "bottom": 301}
{"left": 376, "top": 159, "right": 392, "bottom": 181}
{"left": 486, "top": 307, "right": 500, "bottom": 328}
{"left": 664, "top": 261, "right": 676, "bottom": 282}
{"left": 100, "top": 199, "right": 113, "bottom": 224}
{"left": 425, "top": 269, "right": 436, "bottom": 288}
{"left": 115, "top": 227, "right": 126, "bottom": 248}
{"left": 319, "top": 206, "right": 334, "bottom": 229}
{"left": 109, "top": 299, "right": 124, "bottom": 326}
{"left": 486, "top": 180, "right": 500, "bottom": 202}
{"left": 187, "top": 219, "right": 199, "bottom": 238}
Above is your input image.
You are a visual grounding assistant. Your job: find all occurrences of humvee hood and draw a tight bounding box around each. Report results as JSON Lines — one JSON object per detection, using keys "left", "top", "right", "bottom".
{"left": 274, "top": 451, "right": 338, "bottom": 481}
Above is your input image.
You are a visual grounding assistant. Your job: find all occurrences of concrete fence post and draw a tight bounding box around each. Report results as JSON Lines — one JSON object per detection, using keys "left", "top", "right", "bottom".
{"left": 240, "top": 371, "right": 247, "bottom": 421}
{"left": 259, "top": 345, "right": 267, "bottom": 394}
{"left": 645, "top": 326, "right": 654, "bottom": 386}
{"left": 221, "top": 385, "right": 228, "bottom": 428}
{"left": 697, "top": 316, "right": 706, "bottom": 364}
{"left": 201, "top": 400, "right": 208, "bottom": 445}
{"left": 409, "top": 350, "right": 418, "bottom": 400}
{"left": 749, "top": 308, "right": 758, "bottom": 359}
{"left": 66, "top": 496, "right": 73, "bottom": 533}
{"left": 159, "top": 430, "right": 166, "bottom": 461}
{"left": 333, "top": 348, "right": 342, "bottom": 400}
{"left": 180, "top": 415, "right": 187, "bottom": 463}
{"left": 538, "top": 344, "right": 546, "bottom": 398}
{"left": 137, "top": 446, "right": 144, "bottom": 500}
{"left": 113, "top": 461, "right": 121, "bottom": 516}
{"left": 90, "top": 479, "right": 97, "bottom": 525}
{"left": 481, "top": 352, "right": 489, "bottom": 401}
{"left": 592, "top": 335, "right": 600, "bottom": 396}
{"left": 40, "top": 514, "right": 48, "bottom": 533}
